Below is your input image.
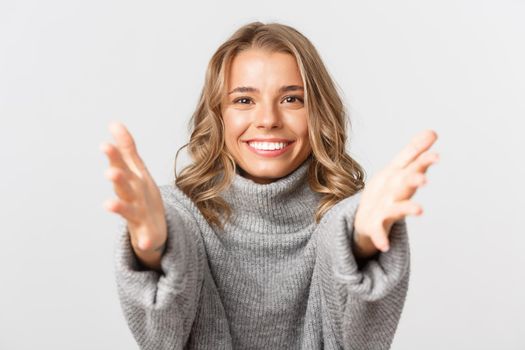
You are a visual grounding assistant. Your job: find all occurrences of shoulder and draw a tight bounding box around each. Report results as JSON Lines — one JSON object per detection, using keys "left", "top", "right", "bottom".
{"left": 157, "top": 183, "right": 216, "bottom": 229}
{"left": 318, "top": 190, "right": 364, "bottom": 227}
{"left": 158, "top": 183, "right": 198, "bottom": 219}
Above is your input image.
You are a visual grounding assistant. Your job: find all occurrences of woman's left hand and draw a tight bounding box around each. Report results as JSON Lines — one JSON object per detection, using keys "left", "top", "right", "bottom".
{"left": 354, "top": 130, "right": 440, "bottom": 253}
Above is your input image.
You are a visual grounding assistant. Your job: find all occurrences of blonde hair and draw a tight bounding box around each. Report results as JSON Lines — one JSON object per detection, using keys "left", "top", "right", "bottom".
{"left": 173, "top": 21, "right": 365, "bottom": 231}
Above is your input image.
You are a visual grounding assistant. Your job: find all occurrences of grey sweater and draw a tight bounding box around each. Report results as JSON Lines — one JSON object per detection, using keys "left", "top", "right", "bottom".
{"left": 113, "top": 157, "right": 410, "bottom": 350}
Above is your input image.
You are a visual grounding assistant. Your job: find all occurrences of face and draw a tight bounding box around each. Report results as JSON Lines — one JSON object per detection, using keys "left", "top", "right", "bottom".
{"left": 221, "top": 48, "right": 312, "bottom": 184}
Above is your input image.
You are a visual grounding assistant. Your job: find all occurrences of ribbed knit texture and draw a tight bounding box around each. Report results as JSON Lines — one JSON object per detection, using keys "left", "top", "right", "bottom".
{"left": 113, "top": 157, "right": 410, "bottom": 350}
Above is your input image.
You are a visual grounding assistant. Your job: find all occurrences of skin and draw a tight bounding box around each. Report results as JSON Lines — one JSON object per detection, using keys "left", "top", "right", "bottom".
{"left": 353, "top": 130, "right": 440, "bottom": 259}
{"left": 220, "top": 48, "right": 312, "bottom": 184}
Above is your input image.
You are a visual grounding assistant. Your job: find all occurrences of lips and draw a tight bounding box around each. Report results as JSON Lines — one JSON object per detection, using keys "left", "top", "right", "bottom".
{"left": 243, "top": 138, "right": 294, "bottom": 143}
{"left": 244, "top": 140, "right": 295, "bottom": 157}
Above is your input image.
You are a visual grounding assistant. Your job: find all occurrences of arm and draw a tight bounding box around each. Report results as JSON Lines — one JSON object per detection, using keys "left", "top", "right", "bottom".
{"left": 319, "top": 130, "right": 436, "bottom": 349}
{"left": 328, "top": 192, "right": 410, "bottom": 300}
{"left": 318, "top": 192, "right": 410, "bottom": 349}
{"left": 113, "top": 184, "right": 205, "bottom": 350}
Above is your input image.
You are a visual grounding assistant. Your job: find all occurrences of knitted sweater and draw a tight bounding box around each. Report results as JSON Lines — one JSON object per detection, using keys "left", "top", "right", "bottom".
{"left": 113, "top": 157, "right": 410, "bottom": 350}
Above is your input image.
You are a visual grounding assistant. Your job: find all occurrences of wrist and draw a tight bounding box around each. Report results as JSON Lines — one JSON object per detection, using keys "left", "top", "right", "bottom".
{"left": 352, "top": 229, "right": 380, "bottom": 260}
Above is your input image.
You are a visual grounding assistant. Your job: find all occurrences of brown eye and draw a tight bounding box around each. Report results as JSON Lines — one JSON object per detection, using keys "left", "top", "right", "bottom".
{"left": 283, "top": 96, "right": 304, "bottom": 104}
{"left": 234, "top": 97, "right": 253, "bottom": 104}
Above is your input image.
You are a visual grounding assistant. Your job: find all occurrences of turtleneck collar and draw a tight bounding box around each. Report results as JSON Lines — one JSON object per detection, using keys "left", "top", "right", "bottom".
{"left": 220, "top": 156, "right": 322, "bottom": 234}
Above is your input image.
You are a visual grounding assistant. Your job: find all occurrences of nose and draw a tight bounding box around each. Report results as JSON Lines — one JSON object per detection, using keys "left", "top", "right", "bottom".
{"left": 254, "top": 102, "right": 282, "bottom": 130}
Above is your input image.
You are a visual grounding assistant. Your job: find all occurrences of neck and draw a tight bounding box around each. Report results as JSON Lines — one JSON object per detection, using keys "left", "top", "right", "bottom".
{"left": 220, "top": 157, "right": 322, "bottom": 234}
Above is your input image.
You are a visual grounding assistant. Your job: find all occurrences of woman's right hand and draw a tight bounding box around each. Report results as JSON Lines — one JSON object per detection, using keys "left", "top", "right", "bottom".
{"left": 100, "top": 122, "right": 168, "bottom": 268}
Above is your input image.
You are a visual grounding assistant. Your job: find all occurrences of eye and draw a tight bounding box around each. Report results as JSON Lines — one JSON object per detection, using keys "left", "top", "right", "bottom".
{"left": 282, "top": 95, "right": 304, "bottom": 104}
{"left": 233, "top": 97, "right": 253, "bottom": 105}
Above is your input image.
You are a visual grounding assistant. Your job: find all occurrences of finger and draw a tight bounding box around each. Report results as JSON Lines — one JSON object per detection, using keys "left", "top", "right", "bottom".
{"left": 102, "top": 198, "right": 138, "bottom": 224}
{"left": 387, "top": 200, "right": 423, "bottom": 221}
{"left": 406, "top": 151, "right": 440, "bottom": 175}
{"left": 370, "top": 231, "right": 391, "bottom": 253}
{"left": 100, "top": 141, "right": 136, "bottom": 178}
{"left": 389, "top": 130, "right": 438, "bottom": 170}
{"left": 100, "top": 141, "right": 140, "bottom": 196}
{"left": 108, "top": 122, "right": 148, "bottom": 176}
{"left": 104, "top": 166, "right": 135, "bottom": 202}
{"left": 402, "top": 170, "right": 427, "bottom": 189}
{"left": 388, "top": 169, "right": 426, "bottom": 203}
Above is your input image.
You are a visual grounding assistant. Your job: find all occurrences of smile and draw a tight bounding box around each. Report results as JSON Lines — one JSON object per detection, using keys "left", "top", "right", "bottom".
{"left": 244, "top": 141, "right": 295, "bottom": 157}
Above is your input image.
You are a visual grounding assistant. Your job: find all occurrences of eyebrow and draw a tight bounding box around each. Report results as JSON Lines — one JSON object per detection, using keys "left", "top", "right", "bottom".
{"left": 227, "top": 85, "right": 304, "bottom": 95}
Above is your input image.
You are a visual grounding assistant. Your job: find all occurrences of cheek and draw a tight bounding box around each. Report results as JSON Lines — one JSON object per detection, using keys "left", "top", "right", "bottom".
{"left": 292, "top": 114, "right": 309, "bottom": 139}
{"left": 298, "top": 123, "right": 309, "bottom": 138}
{"left": 294, "top": 115, "right": 311, "bottom": 151}
{"left": 223, "top": 112, "right": 248, "bottom": 145}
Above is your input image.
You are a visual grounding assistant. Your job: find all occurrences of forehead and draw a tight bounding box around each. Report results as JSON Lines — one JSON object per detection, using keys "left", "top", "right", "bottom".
{"left": 226, "top": 49, "right": 303, "bottom": 88}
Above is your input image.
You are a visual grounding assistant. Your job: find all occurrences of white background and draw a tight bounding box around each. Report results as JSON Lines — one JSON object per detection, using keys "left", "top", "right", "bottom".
{"left": 1, "top": 0, "right": 524, "bottom": 349}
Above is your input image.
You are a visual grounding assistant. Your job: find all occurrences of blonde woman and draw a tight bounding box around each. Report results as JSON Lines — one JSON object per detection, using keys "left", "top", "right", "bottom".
{"left": 101, "top": 21, "right": 439, "bottom": 350}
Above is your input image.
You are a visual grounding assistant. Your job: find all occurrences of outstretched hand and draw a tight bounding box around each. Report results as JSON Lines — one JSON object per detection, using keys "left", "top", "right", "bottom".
{"left": 354, "top": 130, "right": 440, "bottom": 254}
{"left": 100, "top": 121, "right": 167, "bottom": 255}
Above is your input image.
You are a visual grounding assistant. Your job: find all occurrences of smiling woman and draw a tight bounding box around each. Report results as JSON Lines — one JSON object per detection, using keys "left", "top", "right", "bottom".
{"left": 175, "top": 22, "right": 366, "bottom": 231}
{"left": 107, "top": 21, "right": 423, "bottom": 350}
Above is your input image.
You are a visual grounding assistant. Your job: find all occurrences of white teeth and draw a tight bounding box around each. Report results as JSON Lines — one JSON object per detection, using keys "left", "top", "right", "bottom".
{"left": 248, "top": 142, "right": 289, "bottom": 150}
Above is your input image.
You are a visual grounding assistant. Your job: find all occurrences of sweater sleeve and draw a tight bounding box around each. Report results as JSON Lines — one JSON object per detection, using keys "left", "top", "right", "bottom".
{"left": 113, "top": 184, "right": 205, "bottom": 350}
{"left": 317, "top": 191, "right": 410, "bottom": 350}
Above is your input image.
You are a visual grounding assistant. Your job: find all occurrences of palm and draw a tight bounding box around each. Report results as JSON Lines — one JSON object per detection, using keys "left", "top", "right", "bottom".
{"left": 100, "top": 121, "right": 167, "bottom": 252}
{"left": 355, "top": 129, "right": 440, "bottom": 252}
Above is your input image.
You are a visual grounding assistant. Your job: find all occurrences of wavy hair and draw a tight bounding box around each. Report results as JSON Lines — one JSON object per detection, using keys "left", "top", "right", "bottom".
{"left": 173, "top": 21, "right": 366, "bottom": 231}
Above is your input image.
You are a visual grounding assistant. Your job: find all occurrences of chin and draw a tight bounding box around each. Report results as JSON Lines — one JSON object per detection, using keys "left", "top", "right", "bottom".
{"left": 237, "top": 163, "right": 291, "bottom": 182}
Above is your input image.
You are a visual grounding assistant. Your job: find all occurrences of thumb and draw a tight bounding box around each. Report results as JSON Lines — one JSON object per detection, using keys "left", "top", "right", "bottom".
{"left": 371, "top": 230, "right": 390, "bottom": 252}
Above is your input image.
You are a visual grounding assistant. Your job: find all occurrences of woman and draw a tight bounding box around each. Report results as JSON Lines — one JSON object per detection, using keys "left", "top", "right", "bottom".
{"left": 101, "top": 21, "right": 439, "bottom": 350}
